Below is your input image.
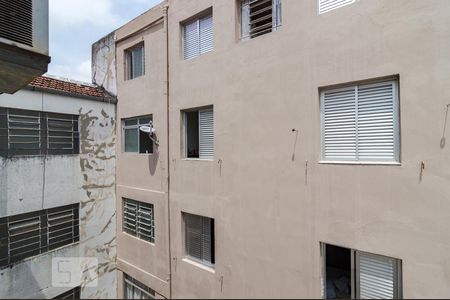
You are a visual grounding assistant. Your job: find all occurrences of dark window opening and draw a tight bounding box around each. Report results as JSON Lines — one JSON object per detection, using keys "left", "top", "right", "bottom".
{"left": 123, "top": 116, "right": 153, "bottom": 154}
{"left": 325, "top": 244, "right": 351, "bottom": 299}
{"left": 53, "top": 286, "right": 81, "bottom": 299}
{"left": 185, "top": 111, "right": 199, "bottom": 158}
{"left": 184, "top": 213, "right": 215, "bottom": 266}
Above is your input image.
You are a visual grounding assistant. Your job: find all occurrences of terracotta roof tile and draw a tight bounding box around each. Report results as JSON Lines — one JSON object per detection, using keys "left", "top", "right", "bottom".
{"left": 28, "top": 76, "right": 114, "bottom": 101}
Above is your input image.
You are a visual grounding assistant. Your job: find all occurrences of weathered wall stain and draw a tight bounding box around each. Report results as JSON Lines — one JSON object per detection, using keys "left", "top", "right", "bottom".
{"left": 79, "top": 107, "right": 117, "bottom": 299}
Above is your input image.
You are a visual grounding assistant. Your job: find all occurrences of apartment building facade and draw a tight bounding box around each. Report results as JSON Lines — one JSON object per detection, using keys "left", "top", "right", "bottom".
{"left": 0, "top": 76, "right": 117, "bottom": 299}
{"left": 93, "top": 0, "right": 450, "bottom": 298}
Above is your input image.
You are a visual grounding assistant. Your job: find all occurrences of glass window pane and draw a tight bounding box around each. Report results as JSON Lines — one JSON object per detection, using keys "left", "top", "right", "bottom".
{"left": 125, "top": 119, "right": 138, "bottom": 126}
{"left": 139, "top": 117, "right": 151, "bottom": 125}
{"left": 125, "top": 129, "right": 139, "bottom": 152}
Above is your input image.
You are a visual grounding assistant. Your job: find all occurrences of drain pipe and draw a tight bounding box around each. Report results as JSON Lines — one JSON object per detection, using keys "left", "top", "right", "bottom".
{"left": 163, "top": 3, "right": 173, "bottom": 299}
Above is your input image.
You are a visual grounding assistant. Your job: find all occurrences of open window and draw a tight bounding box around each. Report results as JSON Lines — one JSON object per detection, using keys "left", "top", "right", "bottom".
{"left": 122, "top": 116, "right": 153, "bottom": 154}
{"left": 183, "top": 107, "right": 214, "bottom": 159}
{"left": 321, "top": 243, "right": 402, "bottom": 299}
{"left": 240, "top": 0, "right": 282, "bottom": 40}
{"left": 125, "top": 42, "right": 145, "bottom": 80}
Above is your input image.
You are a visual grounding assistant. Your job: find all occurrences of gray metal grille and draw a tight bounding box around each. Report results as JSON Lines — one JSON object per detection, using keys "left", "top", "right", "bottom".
{"left": 124, "top": 274, "right": 155, "bottom": 299}
{"left": 53, "top": 286, "right": 81, "bottom": 299}
{"left": 0, "top": 204, "right": 80, "bottom": 269}
{"left": 123, "top": 199, "right": 155, "bottom": 243}
{"left": 0, "top": 0, "right": 33, "bottom": 47}
{"left": 0, "top": 107, "right": 79, "bottom": 157}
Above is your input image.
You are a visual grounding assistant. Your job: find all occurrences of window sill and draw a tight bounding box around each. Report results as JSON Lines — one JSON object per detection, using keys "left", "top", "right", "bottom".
{"left": 181, "top": 158, "right": 214, "bottom": 162}
{"left": 122, "top": 232, "right": 155, "bottom": 246}
{"left": 319, "top": 161, "right": 401, "bottom": 166}
{"left": 122, "top": 152, "right": 155, "bottom": 156}
{"left": 182, "top": 258, "right": 215, "bottom": 273}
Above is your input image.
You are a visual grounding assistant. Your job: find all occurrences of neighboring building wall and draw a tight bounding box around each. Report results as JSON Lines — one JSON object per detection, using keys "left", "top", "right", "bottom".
{"left": 112, "top": 2, "right": 171, "bottom": 299}
{"left": 92, "top": 0, "right": 450, "bottom": 298}
{"left": 92, "top": 32, "right": 118, "bottom": 96}
{"left": 166, "top": 0, "right": 450, "bottom": 298}
{"left": 0, "top": 88, "right": 117, "bottom": 298}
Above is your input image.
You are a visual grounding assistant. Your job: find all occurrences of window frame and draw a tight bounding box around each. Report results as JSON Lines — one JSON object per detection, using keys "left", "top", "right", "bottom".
{"left": 239, "top": 0, "right": 282, "bottom": 40}
{"left": 124, "top": 274, "right": 156, "bottom": 299}
{"left": 320, "top": 243, "right": 402, "bottom": 299}
{"left": 182, "top": 10, "right": 214, "bottom": 60}
{"left": 182, "top": 106, "right": 214, "bottom": 160}
{"left": 125, "top": 42, "right": 145, "bottom": 80}
{"left": 319, "top": 79, "right": 400, "bottom": 164}
{"left": 183, "top": 213, "right": 215, "bottom": 267}
{"left": 122, "top": 198, "right": 155, "bottom": 244}
{"left": 318, "top": 0, "right": 356, "bottom": 15}
{"left": 122, "top": 115, "right": 153, "bottom": 154}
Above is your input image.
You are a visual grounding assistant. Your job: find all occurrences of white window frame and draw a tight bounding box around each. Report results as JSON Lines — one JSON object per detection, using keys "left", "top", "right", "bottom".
{"left": 182, "top": 12, "right": 213, "bottom": 60}
{"left": 240, "top": 0, "right": 282, "bottom": 40}
{"left": 320, "top": 243, "right": 402, "bottom": 299}
{"left": 122, "top": 116, "right": 153, "bottom": 154}
{"left": 183, "top": 107, "right": 214, "bottom": 160}
{"left": 320, "top": 79, "right": 400, "bottom": 164}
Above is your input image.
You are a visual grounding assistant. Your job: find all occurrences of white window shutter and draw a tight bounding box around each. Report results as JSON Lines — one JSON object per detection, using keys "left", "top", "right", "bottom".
{"left": 321, "top": 87, "right": 357, "bottom": 161}
{"left": 356, "top": 252, "right": 401, "bottom": 299}
{"left": 357, "top": 81, "right": 397, "bottom": 162}
{"left": 199, "top": 14, "right": 213, "bottom": 55}
{"left": 199, "top": 109, "right": 214, "bottom": 159}
{"left": 184, "top": 20, "right": 199, "bottom": 60}
{"left": 319, "top": 0, "right": 355, "bottom": 14}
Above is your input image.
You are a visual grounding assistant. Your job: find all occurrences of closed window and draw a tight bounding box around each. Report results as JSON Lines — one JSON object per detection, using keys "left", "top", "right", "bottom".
{"left": 183, "top": 213, "right": 215, "bottom": 266}
{"left": 122, "top": 116, "right": 153, "bottom": 154}
{"left": 124, "top": 274, "right": 155, "bottom": 299}
{"left": 0, "top": 107, "right": 79, "bottom": 157}
{"left": 0, "top": 204, "right": 80, "bottom": 269}
{"left": 240, "top": 0, "right": 282, "bottom": 39}
{"left": 183, "top": 107, "right": 214, "bottom": 159}
{"left": 123, "top": 199, "right": 155, "bottom": 243}
{"left": 183, "top": 13, "right": 213, "bottom": 60}
{"left": 319, "top": 0, "right": 355, "bottom": 14}
{"left": 125, "top": 43, "right": 145, "bottom": 80}
{"left": 320, "top": 79, "right": 400, "bottom": 163}
{"left": 53, "top": 287, "right": 81, "bottom": 299}
{"left": 321, "top": 243, "right": 402, "bottom": 299}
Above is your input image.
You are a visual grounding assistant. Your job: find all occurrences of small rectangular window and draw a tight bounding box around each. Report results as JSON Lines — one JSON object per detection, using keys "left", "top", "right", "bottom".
{"left": 318, "top": 0, "right": 355, "bottom": 15}
{"left": 53, "top": 286, "right": 81, "bottom": 299}
{"left": 320, "top": 79, "right": 400, "bottom": 163}
{"left": 124, "top": 274, "right": 156, "bottom": 299}
{"left": 122, "top": 116, "right": 153, "bottom": 154}
{"left": 321, "top": 243, "right": 402, "bottom": 299}
{"left": 183, "top": 12, "right": 213, "bottom": 60}
{"left": 126, "top": 43, "right": 145, "bottom": 80}
{"left": 183, "top": 213, "right": 215, "bottom": 266}
{"left": 183, "top": 107, "right": 214, "bottom": 159}
{"left": 123, "top": 198, "right": 155, "bottom": 243}
{"left": 0, "top": 204, "right": 80, "bottom": 269}
{"left": 0, "top": 107, "right": 79, "bottom": 157}
{"left": 240, "top": 0, "right": 282, "bottom": 40}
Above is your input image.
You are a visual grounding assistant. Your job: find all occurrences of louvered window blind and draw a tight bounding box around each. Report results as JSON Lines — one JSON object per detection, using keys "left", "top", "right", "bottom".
{"left": 356, "top": 252, "right": 402, "bottom": 299}
{"left": 0, "top": 204, "right": 80, "bottom": 269}
{"left": 126, "top": 43, "right": 145, "bottom": 80}
{"left": 184, "top": 213, "right": 214, "bottom": 266}
{"left": 124, "top": 274, "right": 156, "bottom": 299}
{"left": 241, "top": 0, "right": 282, "bottom": 39}
{"left": 199, "top": 109, "right": 214, "bottom": 159}
{"left": 318, "top": 0, "right": 355, "bottom": 14}
{"left": 0, "top": 107, "right": 79, "bottom": 157}
{"left": 183, "top": 13, "right": 213, "bottom": 60}
{"left": 123, "top": 199, "right": 155, "bottom": 243}
{"left": 0, "top": 0, "right": 33, "bottom": 47}
{"left": 320, "top": 80, "right": 399, "bottom": 163}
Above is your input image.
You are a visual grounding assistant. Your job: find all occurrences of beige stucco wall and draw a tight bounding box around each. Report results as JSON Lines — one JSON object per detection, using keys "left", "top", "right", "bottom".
{"left": 111, "top": 0, "right": 450, "bottom": 298}
{"left": 114, "top": 1, "right": 171, "bottom": 298}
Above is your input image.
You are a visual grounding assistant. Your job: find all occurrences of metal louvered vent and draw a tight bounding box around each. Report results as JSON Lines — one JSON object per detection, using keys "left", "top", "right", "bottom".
{"left": 0, "top": 0, "right": 33, "bottom": 47}
{"left": 0, "top": 204, "right": 79, "bottom": 269}
{"left": 184, "top": 213, "right": 214, "bottom": 266}
{"left": 319, "top": 0, "right": 355, "bottom": 14}
{"left": 123, "top": 199, "right": 155, "bottom": 243}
